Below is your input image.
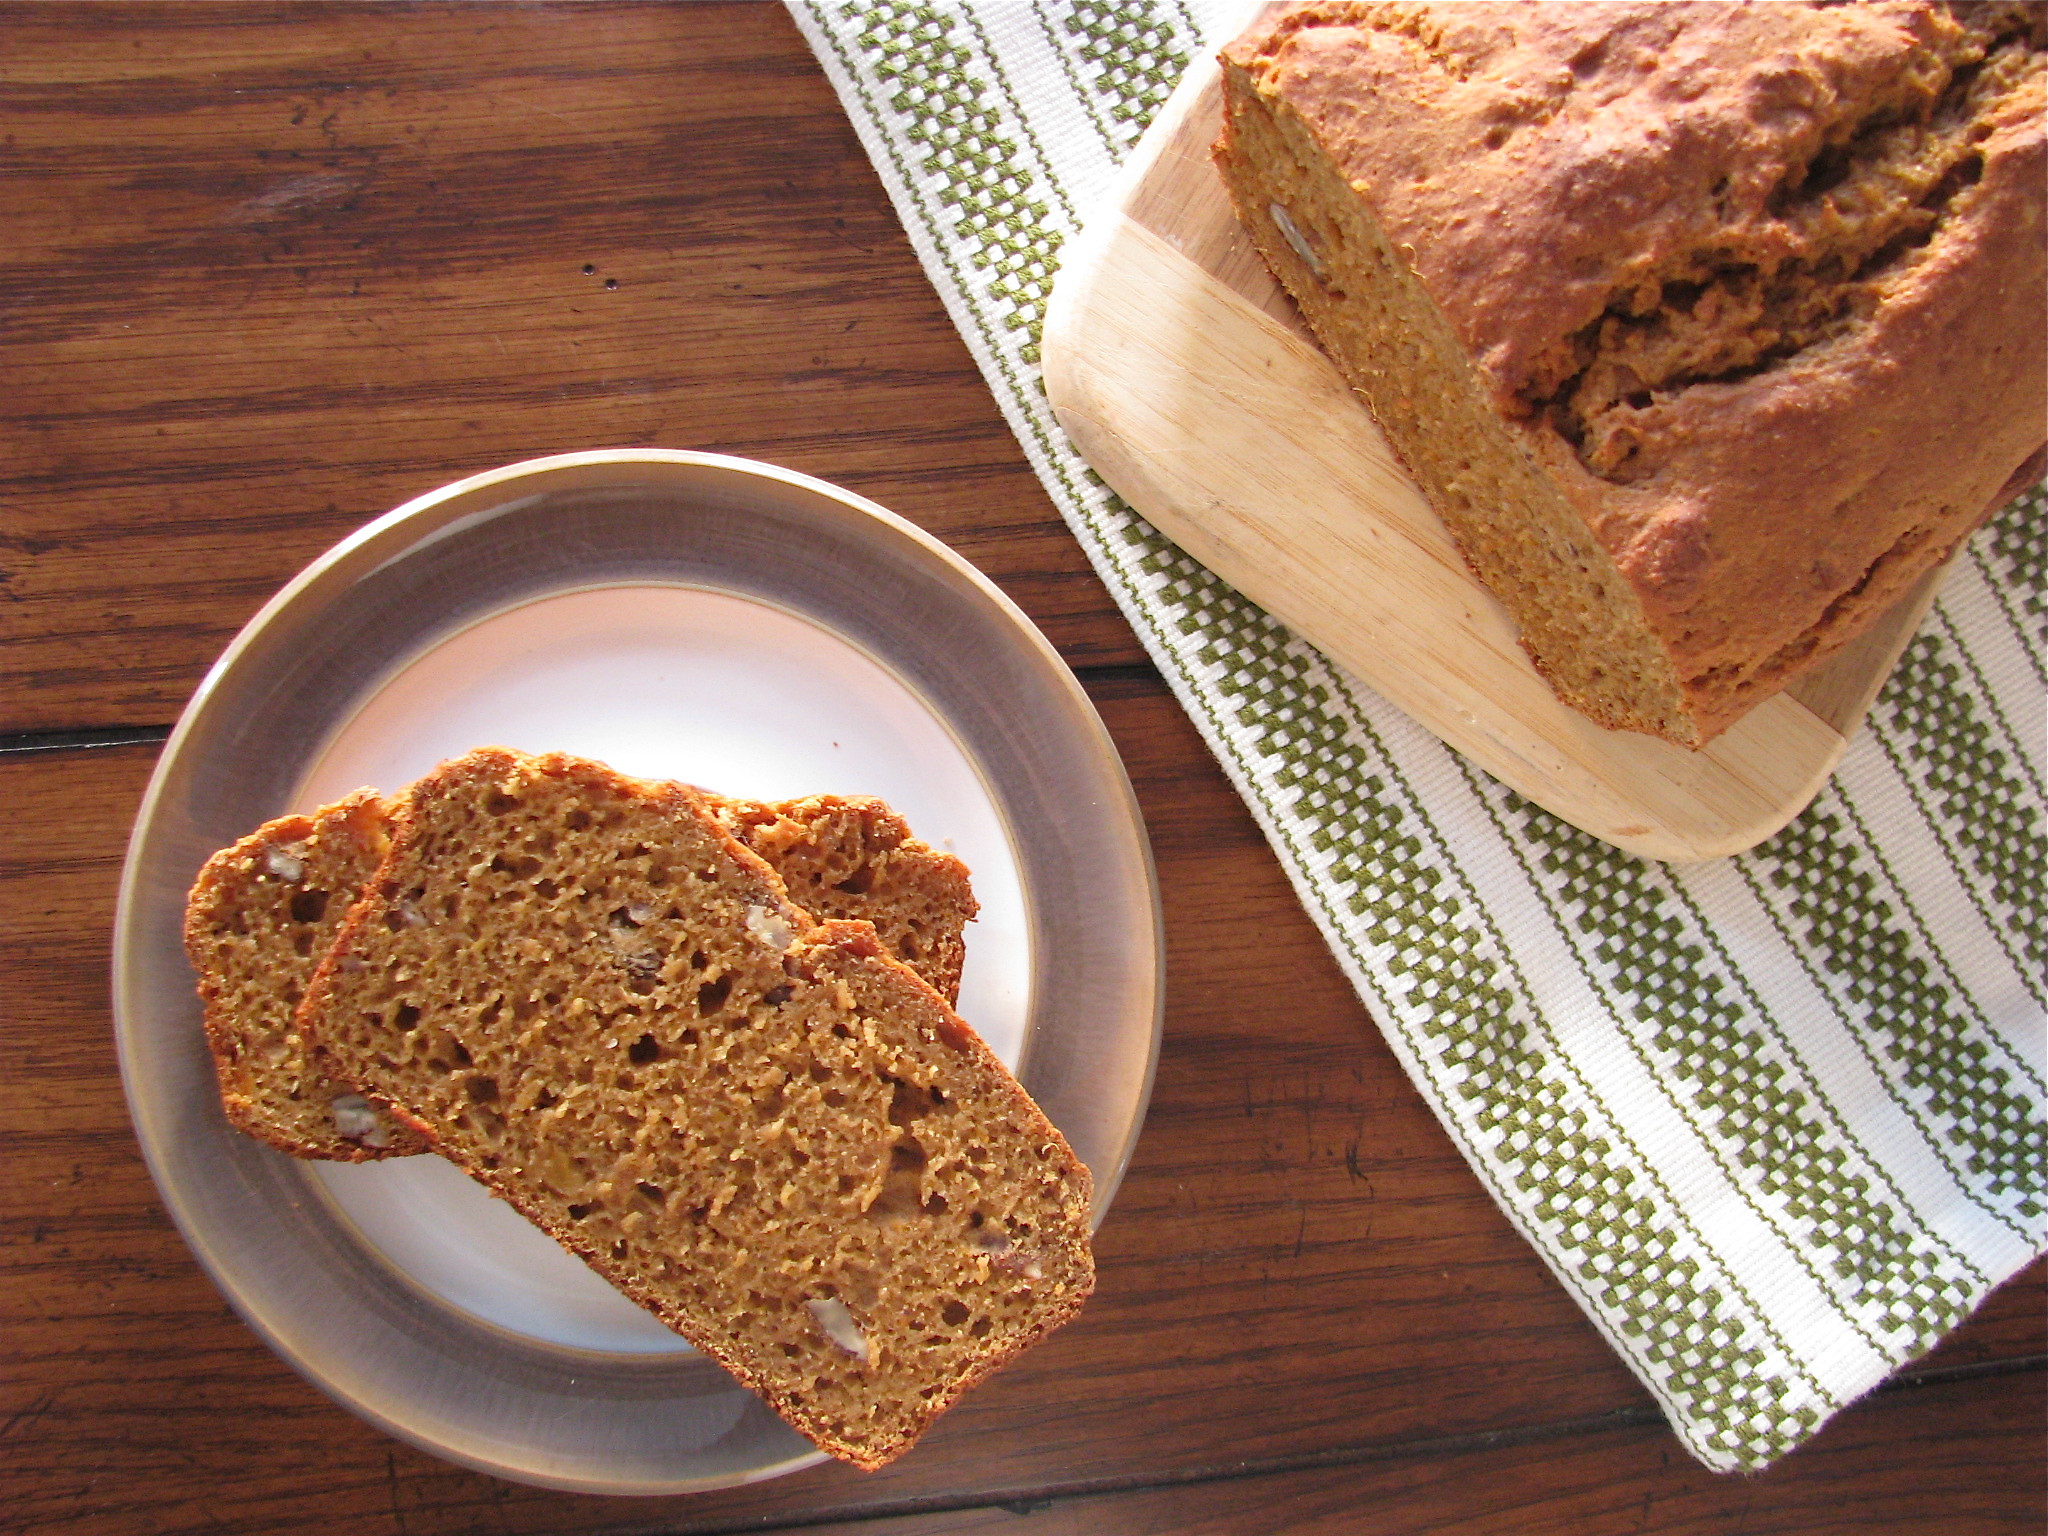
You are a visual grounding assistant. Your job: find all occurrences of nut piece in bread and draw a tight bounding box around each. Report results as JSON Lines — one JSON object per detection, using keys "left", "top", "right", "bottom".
{"left": 719, "top": 794, "right": 979, "bottom": 1006}
{"left": 1216, "top": 1, "right": 2046, "bottom": 745}
{"left": 295, "top": 748, "right": 1093, "bottom": 1469}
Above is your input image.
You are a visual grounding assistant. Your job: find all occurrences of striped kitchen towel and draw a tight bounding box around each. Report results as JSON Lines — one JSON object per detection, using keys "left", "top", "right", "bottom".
{"left": 788, "top": 0, "right": 2047, "bottom": 1471}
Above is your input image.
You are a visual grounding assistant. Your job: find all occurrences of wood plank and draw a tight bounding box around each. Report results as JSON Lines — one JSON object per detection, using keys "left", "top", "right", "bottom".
{"left": 780, "top": 1370, "right": 2048, "bottom": 1536}
{"left": 4, "top": 708, "right": 2040, "bottom": 1534}
{"left": 0, "top": 1, "right": 1143, "bottom": 733}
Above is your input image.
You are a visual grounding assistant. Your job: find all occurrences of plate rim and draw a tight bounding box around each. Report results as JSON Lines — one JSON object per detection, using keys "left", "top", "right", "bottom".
{"left": 111, "top": 448, "right": 1163, "bottom": 1494}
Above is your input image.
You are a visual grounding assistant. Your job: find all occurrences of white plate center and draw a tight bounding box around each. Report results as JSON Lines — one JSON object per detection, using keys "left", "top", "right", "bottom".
{"left": 296, "top": 585, "right": 1029, "bottom": 1355}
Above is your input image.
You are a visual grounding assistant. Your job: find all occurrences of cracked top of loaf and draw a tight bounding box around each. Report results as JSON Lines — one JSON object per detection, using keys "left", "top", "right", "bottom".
{"left": 1224, "top": 1, "right": 2044, "bottom": 707}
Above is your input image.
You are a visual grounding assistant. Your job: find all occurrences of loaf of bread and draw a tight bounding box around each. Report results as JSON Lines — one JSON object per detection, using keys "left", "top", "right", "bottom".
{"left": 1216, "top": 1, "right": 2046, "bottom": 745}
{"left": 187, "top": 786, "right": 979, "bottom": 1162}
{"left": 294, "top": 748, "right": 1091, "bottom": 1469}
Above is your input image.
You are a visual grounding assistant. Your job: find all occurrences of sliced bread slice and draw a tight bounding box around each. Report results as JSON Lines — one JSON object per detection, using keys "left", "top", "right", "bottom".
{"left": 295, "top": 747, "right": 1092, "bottom": 1469}
{"left": 189, "top": 786, "right": 979, "bottom": 1161}
{"left": 183, "top": 790, "right": 430, "bottom": 1160}
{"left": 719, "top": 794, "right": 978, "bottom": 1005}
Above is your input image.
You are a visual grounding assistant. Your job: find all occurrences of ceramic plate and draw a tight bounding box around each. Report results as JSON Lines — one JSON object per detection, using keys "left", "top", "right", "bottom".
{"left": 113, "top": 450, "right": 1161, "bottom": 1494}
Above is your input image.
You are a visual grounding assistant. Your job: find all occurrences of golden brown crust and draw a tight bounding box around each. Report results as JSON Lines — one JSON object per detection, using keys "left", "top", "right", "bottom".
{"left": 295, "top": 748, "right": 1091, "bottom": 1469}
{"left": 1218, "top": 1, "right": 2046, "bottom": 744}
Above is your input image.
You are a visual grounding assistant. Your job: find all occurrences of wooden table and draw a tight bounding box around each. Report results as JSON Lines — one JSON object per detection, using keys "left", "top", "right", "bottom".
{"left": 4, "top": 6, "right": 2040, "bottom": 1532}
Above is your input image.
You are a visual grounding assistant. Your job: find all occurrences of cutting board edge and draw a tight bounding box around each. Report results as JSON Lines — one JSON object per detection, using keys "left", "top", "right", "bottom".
{"left": 1046, "top": 382, "right": 1845, "bottom": 865}
{"left": 1043, "top": 203, "right": 1859, "bottom": 864}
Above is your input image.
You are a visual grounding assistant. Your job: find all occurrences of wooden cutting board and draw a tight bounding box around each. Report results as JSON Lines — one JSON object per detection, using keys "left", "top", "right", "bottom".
{"left": 1040, "top": 40, "right": 1944, "bottom": 864}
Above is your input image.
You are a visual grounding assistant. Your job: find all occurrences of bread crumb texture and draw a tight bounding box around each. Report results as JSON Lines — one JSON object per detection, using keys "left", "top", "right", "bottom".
{"left": 190, "top": 788, "right": 979, "bottom": 1165}
{"left": 184, "top": 790, "right": 428, "bottom": 1160}
{"left": 1219, "top": 2, "right": 2045, "bottom": 744}
{"left": 296, "top": 749, "right": 1092, "bottom": 1469}
{"left": 720, "top": 794, "right": 979, "bottom": 1006}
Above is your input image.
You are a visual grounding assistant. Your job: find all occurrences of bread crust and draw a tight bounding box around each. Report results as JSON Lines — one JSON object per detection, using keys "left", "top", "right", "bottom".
{"left": 1218, "top": 1, "right": 2046, "bottom": 744}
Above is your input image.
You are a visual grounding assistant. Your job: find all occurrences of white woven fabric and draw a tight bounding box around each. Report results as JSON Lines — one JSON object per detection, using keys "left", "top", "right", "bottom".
{"left": 788, "top": 0, "right": 2047, "bottom": 1470}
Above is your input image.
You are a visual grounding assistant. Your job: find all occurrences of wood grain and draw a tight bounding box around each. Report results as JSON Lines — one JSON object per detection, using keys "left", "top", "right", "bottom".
{"left": 4, "top": 725, "right": 2040, "bottom": 1536}
{"left": 779, "top": 1371, "right": 2048, "bottom": 1536}
{"left": 0, "top": 1, "right": 1144, "bottom": 734}
{"left": 2, "top": 6, "right": 2040, "bottom": 1534}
